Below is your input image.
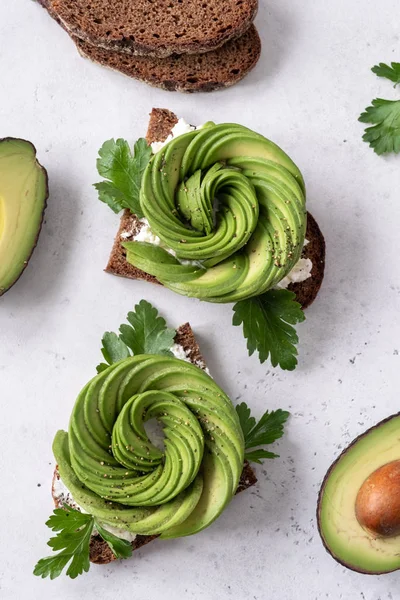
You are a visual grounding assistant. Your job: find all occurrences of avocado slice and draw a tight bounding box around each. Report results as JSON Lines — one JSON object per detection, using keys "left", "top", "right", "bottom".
{"left": 0, "top": 138, "right": 48, "bottom": 296}
{"left": 317, "top": 413, "right": 400, "bottom": 574}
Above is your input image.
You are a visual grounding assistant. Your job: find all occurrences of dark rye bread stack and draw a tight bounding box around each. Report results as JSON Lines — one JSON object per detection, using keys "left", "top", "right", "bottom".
{"left": 37, "top": 0, "right": 261, "bottom": 92}
{"left": 75, "top": 28, "right": 261, "bottom": 93}
{"left": 52, "top": 322, "right": 258, "bottom": 565}
{"left": 106, "top": 108, "right": 326, "bottom": 310}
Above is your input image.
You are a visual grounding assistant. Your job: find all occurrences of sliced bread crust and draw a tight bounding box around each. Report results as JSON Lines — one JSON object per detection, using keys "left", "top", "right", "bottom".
{"left": 45, "top": 0, "right": 258, "bottom": 58}
{"left": 51, "top": 322, "right": 258, "bottom": 564}
{"left": 106, "top": 108, "right": 325, "bottom": 309}
{"left": 75, "top": 26, "right": 261, "bottom": 92}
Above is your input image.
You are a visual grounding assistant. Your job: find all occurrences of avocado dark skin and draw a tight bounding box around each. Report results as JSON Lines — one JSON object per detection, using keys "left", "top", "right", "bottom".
{"left": 0, "top": 138, "right": 48, "bottom": 296}
{"left": 317, "top": 412, "right": 400, "bottom": 575}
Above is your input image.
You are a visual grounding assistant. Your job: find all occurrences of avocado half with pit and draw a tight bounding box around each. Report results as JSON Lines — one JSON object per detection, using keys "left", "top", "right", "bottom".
{"left": 0, "top": 138, "right": 48, "bottom": 296}
{"left": 317, "top": 413, "right": 400, "bottom": 574}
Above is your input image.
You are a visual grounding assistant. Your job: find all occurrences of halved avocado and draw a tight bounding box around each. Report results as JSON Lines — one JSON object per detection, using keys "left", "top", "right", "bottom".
{"left": 0, "top": 138, "right": 48, "bottom": 296}
{"left": 317, "top": 413, "right": 400, "bottom": 574}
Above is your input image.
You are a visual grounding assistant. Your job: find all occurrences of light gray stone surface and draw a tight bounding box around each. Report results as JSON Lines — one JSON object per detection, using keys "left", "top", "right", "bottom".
{"left": 1, "top": 0, "right": 399, "bottom": 598}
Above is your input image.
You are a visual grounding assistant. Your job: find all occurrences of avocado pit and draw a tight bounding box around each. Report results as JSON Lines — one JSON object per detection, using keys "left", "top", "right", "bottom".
{"left": 355, "top": 459, "right": 400, "bottom": 538}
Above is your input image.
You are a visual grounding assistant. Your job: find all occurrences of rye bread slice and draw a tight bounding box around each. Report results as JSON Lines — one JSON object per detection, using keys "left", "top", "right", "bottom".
{"left": 44, "top": 0, "right": 258, "bottom": 58}
{"left": 106, "top": 109, "right": 325, "bottom": 309}
{"left": 74, "top": 25, "right": 261, "bottom": 92}
{"left": 51, "top": 322, "right": 258, "bottom": 565}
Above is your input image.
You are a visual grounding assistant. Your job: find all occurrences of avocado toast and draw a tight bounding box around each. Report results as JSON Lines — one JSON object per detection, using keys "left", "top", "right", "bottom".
{"left": 98, "top": 109, "right": 325, "bottom": 369}
{"left": 52, "top": 321, "right": 257, "bottom": 565}
{"left": 106, "top": 109, "right": 325, "bottom": 308}
{"left": 36, "top": 301, "right": 288, "bottom": 577}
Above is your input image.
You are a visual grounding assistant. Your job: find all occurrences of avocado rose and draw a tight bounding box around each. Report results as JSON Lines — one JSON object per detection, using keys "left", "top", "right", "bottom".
{"left": 53, "top": 354, "right": 244, "bottom": 538}
{"left": 122, "top": 122, "right": 306, "bottom": 303}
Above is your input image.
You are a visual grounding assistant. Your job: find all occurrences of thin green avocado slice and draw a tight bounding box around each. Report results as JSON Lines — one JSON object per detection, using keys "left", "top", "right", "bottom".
{"left": 123, "top": 241, "right": 206, "bottom": 283}
{"left": 0, "top": 138, "right": 48, "bottom": 296}
{"left": 317, "top": 413, "right": 400, "bottom": 574}
{"left": 161, "top": 451, "right": 233, "bottom": 538}
{"left": 165, "top": 253, "right": 248, "bottom": 298}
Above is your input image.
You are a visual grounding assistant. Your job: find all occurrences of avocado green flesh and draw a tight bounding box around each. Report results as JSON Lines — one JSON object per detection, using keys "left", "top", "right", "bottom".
{"left": 128, "top": 123, "right": 306, "bottom": 303}
{"left": 0, "top": 138, "right": 47, "bottom": 295}
{"left": 161, "top": 451, "right": 232, "bottom": 538}
{"left": 123, "top": 241, "right": 206, "bottom": 283}
{"left": 55, "top": 355, "right": 244, "bottom": 538}
{"left": 318, "top": 413, "right": 400, "bottom": 574}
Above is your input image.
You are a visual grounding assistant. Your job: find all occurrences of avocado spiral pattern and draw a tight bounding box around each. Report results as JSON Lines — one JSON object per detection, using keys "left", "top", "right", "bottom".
{"left": 53, "top": 355, "right": 244, "bottom": 539}
{"left": 123, "top": 123, "right": 307, "bottom": 303}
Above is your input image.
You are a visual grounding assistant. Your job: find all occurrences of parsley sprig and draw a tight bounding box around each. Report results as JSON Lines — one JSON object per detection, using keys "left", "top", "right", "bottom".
{"left": 94, "top": 137, "right": 151, "bottom": 216}
{"left": 34, "top": 504, "right": 132, "bottom": 580}
{"left": 232, "top": 290, "right": 305, "bottom": 371}
{"left": 360, "top": 62, "right": 400, "bottom": 155}
{"left": 236, "top": 403, "right": 289, "bottom": 463}
{"left": 371, "top": 62, "right": 400, "bottom": 87}
{"left": 96, "top": 299, "right": 176, "bottom": 372}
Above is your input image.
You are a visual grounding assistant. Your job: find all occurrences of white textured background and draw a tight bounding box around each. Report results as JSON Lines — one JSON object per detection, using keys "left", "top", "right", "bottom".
{"left": 1, "top": 0, "right": 400, "bottom": 598}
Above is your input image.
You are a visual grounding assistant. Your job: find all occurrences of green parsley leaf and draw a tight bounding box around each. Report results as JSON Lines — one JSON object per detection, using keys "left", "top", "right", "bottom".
{"left": 96, "top": 300, "right": 176, "bottom": 371}
{"left": 119, "top": 299, "right": 176, "bottom": 356}
{"left": 95, "top": 522, "right": 132, "bottom": 560}
{"left": 235, "top": 402, "right": 256, "bottom": 440}
{"left": 232, "top": 290, "right": 305, "bottom": 370}
{"left": 94, "top": 137, "right": 152, "bottom": 216}
{"left": 34, "top": 505, "right": 94, "bottom": 580}
{"left": 34, "top": 506, "right": 134, "bottom": 580}
{"left": 243, "top": 449, "right": 279, "bottom": 463}
{"left": 94, "top": 180, "right": 128, "bottom": 214}
{"left": 371, "top": 62, "right": 400, "bottom": 87}
{"left": 243, "top": 407, "right": 290, "bottom": 449}
{"left": 96, "top": 331, "right": 130, "bottom": 373}
{"left": 236, "top": 402, "right": 289, "bottom": 464}
{"left": 46, "top": 505, "right": 92, "bottom": 533}
{"left": 359, "top": 98, "right": 400, "bottom": 155}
